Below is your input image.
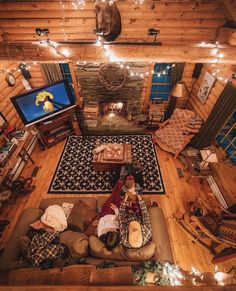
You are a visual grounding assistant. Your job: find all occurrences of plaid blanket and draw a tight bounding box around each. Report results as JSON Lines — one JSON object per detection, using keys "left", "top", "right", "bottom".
{"left": 119, "top": 200, "right": 152, "bottom": 248}
{"left": 27, "top": 231, "right": 65, "bottom": 267}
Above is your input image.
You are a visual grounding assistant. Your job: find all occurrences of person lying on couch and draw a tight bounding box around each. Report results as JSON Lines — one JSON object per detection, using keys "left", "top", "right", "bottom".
{"left": 95, "top": 180, "right": 123, "bottom": 250}
{"left": 97, "top": 202, "right": 120, "bottom": 251}
{"left": 119, "top": 191, "right": 152, "bottom": 248}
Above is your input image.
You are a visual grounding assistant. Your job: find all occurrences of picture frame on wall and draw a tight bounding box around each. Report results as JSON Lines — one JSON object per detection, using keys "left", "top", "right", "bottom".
{"left": 197, "top": 72, "right": 215, "bottom": 104}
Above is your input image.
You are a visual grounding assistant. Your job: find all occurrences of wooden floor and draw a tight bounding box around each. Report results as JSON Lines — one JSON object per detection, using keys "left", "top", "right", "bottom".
{"left": 0, "top": 134, "right": 233, "bottom": 274}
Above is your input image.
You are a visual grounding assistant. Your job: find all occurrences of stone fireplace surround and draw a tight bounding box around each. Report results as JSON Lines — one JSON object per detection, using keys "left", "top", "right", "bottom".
{"left": 76, "top": 62, "right": 148, "bottom": 134}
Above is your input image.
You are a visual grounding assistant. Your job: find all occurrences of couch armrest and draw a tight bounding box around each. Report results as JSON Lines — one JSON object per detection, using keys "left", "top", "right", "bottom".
{"left": 0, "top": 208, "right": 43, "bottom": 272}
{"left": 149, "top": 206, "right": 174, "bottom": 263}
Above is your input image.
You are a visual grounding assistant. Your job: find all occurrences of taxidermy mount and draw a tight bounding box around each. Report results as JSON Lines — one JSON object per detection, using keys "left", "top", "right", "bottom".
{"left": 94, "top": 0, "right": 122, "bottom": 41}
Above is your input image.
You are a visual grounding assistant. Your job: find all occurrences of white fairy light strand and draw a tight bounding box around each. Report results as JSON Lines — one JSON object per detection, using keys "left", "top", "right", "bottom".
{"left": 211, "top": 41, "right": 228, "bottom": 83}
{"left": 71, "top": 0, "right": 145, "bottom": 9}
{"left": 94, "top": 36, "right": 175, "bottom": 78}
{"left": 59, "top": 0, "right": 69, "bottom": 41}
{"left": 199, "top": 41, "right": 229, "bottom": 84}
{"left": 72, "top": 0, "right": 85, "bottom": 10}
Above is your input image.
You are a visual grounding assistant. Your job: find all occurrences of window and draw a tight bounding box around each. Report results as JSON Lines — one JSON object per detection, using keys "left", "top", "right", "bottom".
{"left": 150, "top": 63, "right": 172, "bottom": 102}
{"left": 216, "top": 111, "right": 236, "bottom": 165}
{"left": 59, "top": 63, "right": 75, "bottom": 99}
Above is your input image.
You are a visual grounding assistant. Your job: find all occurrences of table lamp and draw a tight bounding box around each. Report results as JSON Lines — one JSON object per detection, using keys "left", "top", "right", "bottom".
{"left": 199, "top": 149, "right": 218, "bottom": 169}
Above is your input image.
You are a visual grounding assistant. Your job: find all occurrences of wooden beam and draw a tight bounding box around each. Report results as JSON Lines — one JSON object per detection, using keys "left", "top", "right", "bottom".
{"left": 217, "top": 27, "right": 236, "bottom": 45}
{"left": 218, "top": 0, "right": 236, "bottom": 22}
{"left": 68, "top": 62, "right": 82, "bottom": 105}
{"left": 0, "top": 43, "right": 236, "bottom": 63}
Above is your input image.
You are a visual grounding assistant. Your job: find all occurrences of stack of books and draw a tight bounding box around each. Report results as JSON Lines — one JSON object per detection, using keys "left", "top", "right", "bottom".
{"left": 0, "top": 141, "right": 16, "bottom": 166}
{"left": 83, "top": 105, "right": 99, "bottom": 128}
{"left": 8, "top": 130, "right": 28, "bottom": 141}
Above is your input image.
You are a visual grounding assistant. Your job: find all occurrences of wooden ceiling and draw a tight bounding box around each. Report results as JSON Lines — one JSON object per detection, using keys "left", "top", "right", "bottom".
{"left": 0, "top": 0, "right": 235, "bottom": 62}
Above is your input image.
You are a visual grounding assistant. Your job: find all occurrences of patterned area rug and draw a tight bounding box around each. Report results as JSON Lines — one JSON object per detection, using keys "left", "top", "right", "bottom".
{"left": 48, "top": 135, "right": 165, "bottom": 194}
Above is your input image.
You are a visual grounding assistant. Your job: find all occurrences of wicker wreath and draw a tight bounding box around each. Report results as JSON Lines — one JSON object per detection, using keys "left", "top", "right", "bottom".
{"left": 97, "top": 63, "right": 128, "bottom": 91}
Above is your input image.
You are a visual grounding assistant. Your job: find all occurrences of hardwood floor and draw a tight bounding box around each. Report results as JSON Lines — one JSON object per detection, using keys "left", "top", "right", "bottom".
{"left": 0, "top": 134, "right": 234, "bottom": 274}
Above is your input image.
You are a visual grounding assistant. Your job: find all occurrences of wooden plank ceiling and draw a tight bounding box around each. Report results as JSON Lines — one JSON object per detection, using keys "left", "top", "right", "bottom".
{"left": 0, "top": 0, "right": 235, "bottom": 62}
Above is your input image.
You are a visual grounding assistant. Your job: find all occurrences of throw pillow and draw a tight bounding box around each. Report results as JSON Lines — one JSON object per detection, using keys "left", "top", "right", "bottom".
{"left": 60, "top": 230, "right": 88, "bottom": 258}
{"left": 67, "top": 200, "right": 98, "bottom": 232}
{"left": 119, "top": 241, "right": 155, "bottom": 261}
{"left": 89, "top": 236, "right": 123, "bottom": 260}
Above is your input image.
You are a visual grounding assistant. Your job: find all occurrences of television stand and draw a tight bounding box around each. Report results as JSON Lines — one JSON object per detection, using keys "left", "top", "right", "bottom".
{"left": 37, "top": 112, "right": 75, "bottom": 148}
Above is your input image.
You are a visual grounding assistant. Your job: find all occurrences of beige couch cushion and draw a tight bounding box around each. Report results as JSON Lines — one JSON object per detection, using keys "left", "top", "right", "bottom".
{"left": 89, "top": 236, "right": 124, "bottom": 260}
{"left": 149, "top": 207, "right": 174, "bottom": 263}
{"left": 60, "top": 230, "right": 88, "bottom": 258}
{"left": 119, "top": 241, "right": 155, "bottom": 261}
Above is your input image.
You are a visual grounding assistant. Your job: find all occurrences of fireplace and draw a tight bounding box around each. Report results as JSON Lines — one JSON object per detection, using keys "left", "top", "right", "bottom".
{"left": 100, "top": 101, "right": 128, "bottom": 117}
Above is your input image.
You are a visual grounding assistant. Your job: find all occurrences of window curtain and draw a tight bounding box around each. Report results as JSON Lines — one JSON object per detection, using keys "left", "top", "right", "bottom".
{"left": 40, "top": 64, "right": 63, "bottom": 84}
{"left": 164, "top": 63, "right": 185, "bottom": 120}
{"left": 191, "top": 83, "right": 236, "bottom": 149}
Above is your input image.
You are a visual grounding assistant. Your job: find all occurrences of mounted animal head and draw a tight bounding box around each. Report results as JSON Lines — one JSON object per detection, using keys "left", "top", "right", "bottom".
{"left": 94, "top": 0, "right": 122, "bottom": 41}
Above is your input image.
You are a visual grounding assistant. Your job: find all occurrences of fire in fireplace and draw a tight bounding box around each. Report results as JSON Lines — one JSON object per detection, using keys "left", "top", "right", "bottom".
{"left": 100, "top": 102, "right": 128, "bottom": 117}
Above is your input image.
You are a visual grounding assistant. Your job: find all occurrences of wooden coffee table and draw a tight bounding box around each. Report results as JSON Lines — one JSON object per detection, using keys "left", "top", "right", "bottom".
{"left": 93, "top": 143, "right": 132, "bottom": 172}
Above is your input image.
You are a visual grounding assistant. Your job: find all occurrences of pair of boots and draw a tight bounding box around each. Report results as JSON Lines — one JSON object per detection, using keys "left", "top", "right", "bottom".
{"left": 10, "top": 177, "right": 36, "bottom": 195}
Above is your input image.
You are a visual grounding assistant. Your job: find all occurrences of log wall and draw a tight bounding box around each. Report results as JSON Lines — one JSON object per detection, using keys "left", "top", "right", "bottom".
{"left": 187, "top": 63, "right": 236, "bottom": 120}
{"left": 0, "top": 1, "right": 226, "bottom": 44}
{"left": 0, "top": 61, "right": 45, "bottom": 129}
{"left": 186, "top": 63, "right": 236, "bottom": 207}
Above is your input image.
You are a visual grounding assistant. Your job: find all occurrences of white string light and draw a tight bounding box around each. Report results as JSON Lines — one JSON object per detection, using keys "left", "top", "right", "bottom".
{"left": 72, "top": 0, "right": 85, "bottom": 10}
{"left": 198, "top": 41, "right": 229, "bottom": 84}
{"left": 93, "top": 36, "right": 176, "bottom": 78}
{"left": 59, "top": 0, "right": 69, "bottom": 41}
{"left": 0, "top": 61, "right": 37, "bottom": 74}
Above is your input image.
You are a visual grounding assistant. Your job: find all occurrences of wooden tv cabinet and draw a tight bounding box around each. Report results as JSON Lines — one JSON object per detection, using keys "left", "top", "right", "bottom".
{"left": 37, "top": 112, "right": 75, "bottom": 148}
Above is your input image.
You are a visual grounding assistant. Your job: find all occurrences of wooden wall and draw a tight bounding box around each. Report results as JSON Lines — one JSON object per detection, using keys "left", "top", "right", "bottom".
{"left": 0, "top": 1, "right": 226, "bottom": 45}
{"left": 187, "top": 63, "right": 235, "bottom": 120}
{"left": 185, "top": 63, "right": 236, "bottom": 207}
{"left": 0, "top": 61, "right": 45, "bottom": 129}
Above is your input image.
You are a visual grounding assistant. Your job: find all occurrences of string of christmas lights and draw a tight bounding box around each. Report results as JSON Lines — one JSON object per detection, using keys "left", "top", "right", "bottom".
{"left": 0, "top": 62, "right": 33, "bottom": 74}
{"left": 199, "top": 41, "right": 229, "bottom": 83}
{"left": 94, "top": 35, "right": 176, "bottom": 78}
{"left": 59, "top": 0, "right": 69, "bottom": 41}
{"left": 70, "top": 0, "right": 145, "bottom": 10}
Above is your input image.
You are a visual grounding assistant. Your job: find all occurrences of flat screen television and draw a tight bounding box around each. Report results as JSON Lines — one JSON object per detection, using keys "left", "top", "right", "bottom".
{"left": 11, "top": 79, "right": 76, "bottom": 127}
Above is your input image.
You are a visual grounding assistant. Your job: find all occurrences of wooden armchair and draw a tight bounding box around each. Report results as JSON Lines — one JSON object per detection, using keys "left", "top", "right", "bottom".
{"left": 154, "top": 108, "right": 203, "bottom": 158}
{"left": 174, "top": 194, "right": 236, "bottom": 258}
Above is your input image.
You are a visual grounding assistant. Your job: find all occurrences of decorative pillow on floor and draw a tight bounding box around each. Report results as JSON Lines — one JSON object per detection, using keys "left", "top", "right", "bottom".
{"left": 67, "top": 200, "right": 98, "bottom": 232}
{"left": 60, "top": 230, "right": 88, "bottom": 258}
{"left": 89, "top": 236, "right": 123, "bottom": 260}
{"left": 119, "top": 241, "right": 155, "bottom": 261}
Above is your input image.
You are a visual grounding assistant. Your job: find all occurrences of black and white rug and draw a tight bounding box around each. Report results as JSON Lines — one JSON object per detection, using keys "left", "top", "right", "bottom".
{"left": 48, "top": 135, "right": 165, "bottom": 194}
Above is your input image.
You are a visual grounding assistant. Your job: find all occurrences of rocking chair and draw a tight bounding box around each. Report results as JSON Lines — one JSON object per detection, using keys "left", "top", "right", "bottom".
{"left": 174, "top": 193, "right": 236, "bottom": 261}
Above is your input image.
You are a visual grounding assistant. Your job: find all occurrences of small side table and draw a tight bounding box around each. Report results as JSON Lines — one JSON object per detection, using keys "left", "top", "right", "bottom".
{"left": 185, "top": 156, "right": 212, "bottom": 182}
